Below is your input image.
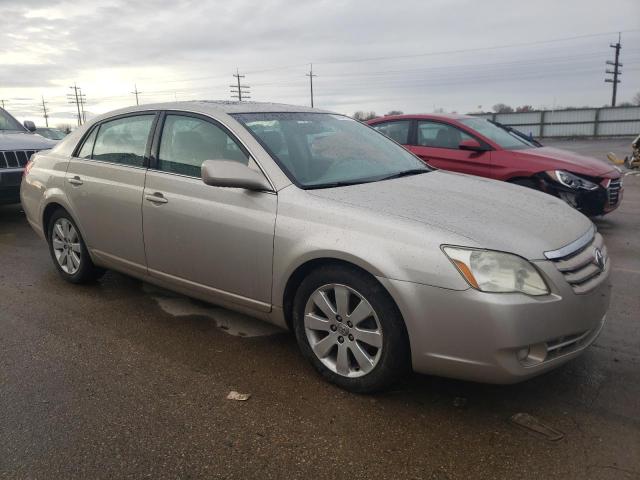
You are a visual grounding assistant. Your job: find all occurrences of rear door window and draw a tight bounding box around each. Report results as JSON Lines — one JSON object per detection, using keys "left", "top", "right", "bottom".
{"left": 370, "top": 120, "right": 411, "bottom": 144}
{"left": 92, "top": 115, "right": 154, "bottom": 167}
{"left": 77, "top": 127, "right": 98, "bottom": 159}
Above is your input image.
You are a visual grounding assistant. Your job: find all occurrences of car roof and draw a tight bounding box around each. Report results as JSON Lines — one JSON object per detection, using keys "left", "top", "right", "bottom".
{"left": 90, "top": 100, "right": 332, "bottom": 120}
{"left": 369, "top": 113, "right": 476, "bottom": 123}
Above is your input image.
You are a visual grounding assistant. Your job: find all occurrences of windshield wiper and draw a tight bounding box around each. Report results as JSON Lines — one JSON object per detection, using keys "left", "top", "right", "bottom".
{"left": 377, "top": 168, "right": 430, "bottom": 181}
{"left": 304, "top": 168, "right": 430, "bottom": 189}
{"left": 305, "top": 179, "right": 376, "bottom": 189}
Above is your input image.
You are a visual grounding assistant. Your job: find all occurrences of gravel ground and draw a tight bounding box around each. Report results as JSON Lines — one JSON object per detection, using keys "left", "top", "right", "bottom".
{"left": 1, "top": 141, "right": 638, "bottom": 479}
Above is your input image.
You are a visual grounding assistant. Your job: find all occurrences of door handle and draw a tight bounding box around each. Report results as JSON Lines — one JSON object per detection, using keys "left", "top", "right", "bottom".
{"left": 68, "top": 176, "right": 83, "bottom": 186}
{"left": 145, "top": 192, "right": 168, "bottom": 204}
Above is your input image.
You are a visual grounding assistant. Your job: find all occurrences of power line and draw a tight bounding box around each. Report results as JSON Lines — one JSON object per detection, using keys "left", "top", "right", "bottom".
{"left": 605, "top": 33, "right": 623, "bottom": 107}
{"left": 41, "top": 96, "right": 49, "bottom": 127}
{"left": 314, "top": 29, "right": 640, "bottom": 67}
{"left": 230, "top": 68, "right": 250, "bottom": 101}
{"left": 121, "top": 29, "right": 640, "bottom": 88}
{"left": 305, "top": 63, "right": 317, "bottom": 108}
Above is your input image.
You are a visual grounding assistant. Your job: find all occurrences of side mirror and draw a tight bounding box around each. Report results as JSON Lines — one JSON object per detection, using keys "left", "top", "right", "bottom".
{"left": 459, "top": 139, "right": 487, "bottom": 152}
{"left": 23, "top": 120, "right": 36, "bottom": 132}
{"left": 201, "top": 160, "right": 271, "bottom": 191}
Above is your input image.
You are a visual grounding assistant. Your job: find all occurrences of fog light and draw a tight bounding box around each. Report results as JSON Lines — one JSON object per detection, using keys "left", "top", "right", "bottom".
{"left": 516, "top": 347, "right": 530, "bottom": 362}
{"left": 516, "top": 343, "right": 547, "bottom": 366}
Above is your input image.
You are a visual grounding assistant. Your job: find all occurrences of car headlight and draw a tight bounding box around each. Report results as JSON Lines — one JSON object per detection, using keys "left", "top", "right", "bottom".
{"left": 545, "top": 170, "right": 599, "bottom": 190}
{"left": 442, "top": 246, "right": 549, "bottom": 296}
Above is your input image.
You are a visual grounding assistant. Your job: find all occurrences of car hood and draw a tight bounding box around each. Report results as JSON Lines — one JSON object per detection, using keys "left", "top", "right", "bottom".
{"left": 0, "top": 130, "right": 57, "bottom": 150}
{"left": 308, "top": 171, "right": 593, "bottom": 260}
{"left": 513, "top": 146, "right": 618, "bottom": 178}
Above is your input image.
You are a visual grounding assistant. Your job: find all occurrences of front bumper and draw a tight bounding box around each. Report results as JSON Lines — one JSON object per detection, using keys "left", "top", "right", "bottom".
{"left": 540, "top": 176, "right": 623, "bottom": 216}
{"left": 0, "top": 167, "right": 24, "bottom": 205}
{"left": 377, "top": 259, "right": 611, "bottom": 384}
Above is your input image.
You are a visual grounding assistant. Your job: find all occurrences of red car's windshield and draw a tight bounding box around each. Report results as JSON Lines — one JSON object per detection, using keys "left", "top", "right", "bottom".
{"left": 460, "top": 118, "right": 537, "bottom": 150}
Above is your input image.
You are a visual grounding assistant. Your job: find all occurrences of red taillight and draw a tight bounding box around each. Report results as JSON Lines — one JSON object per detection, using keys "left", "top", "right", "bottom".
{"left": 24, "top": 159, "right": 34, "bottom": 177}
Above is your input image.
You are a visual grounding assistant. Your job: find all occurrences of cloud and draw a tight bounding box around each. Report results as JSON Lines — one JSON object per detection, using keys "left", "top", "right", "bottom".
{"left": 1, "top": 0, "right": 639, "bottom": 123}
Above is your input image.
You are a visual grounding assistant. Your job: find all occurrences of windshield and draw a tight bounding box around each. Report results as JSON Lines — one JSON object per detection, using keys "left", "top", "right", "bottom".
{"left": 460, "top": 118, "right": 536, "bottom": 150}
{"left": 0, "top": 109, "right": 25, "bottom": 132}
{"left": 233, "top": 112, "right": 429, "bottom": 188}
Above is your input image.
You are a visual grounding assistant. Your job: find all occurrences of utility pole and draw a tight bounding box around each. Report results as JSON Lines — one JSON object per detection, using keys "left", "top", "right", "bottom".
{"left": 78, "top": 88, "right": 86, "bottom": 123}
{"left": 230, "top": 68, "right": 250, "bottom": 101}
{"left": 67, "top": 84, "right": 85, "bottom": 126}
{"left": 41, "top": 96, "right": 49, "bottom": 127}
{"left": 605, "top": 33, "right": 622, "bottom": 107}
{"left": 131, "top": 84, "right": 141, "bottom": 105}
{"left": 305, "top": 63, "right": 317, "bottom": 108}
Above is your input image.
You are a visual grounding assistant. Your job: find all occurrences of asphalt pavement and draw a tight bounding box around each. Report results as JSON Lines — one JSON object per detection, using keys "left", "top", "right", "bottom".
{"left": 1, "top": 150, "right": 638, "bottom": 479}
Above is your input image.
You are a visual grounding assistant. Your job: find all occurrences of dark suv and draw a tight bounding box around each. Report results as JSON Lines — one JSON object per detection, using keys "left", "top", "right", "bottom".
{"left": 1, "top": 107, "right": 56, "bottom": 205}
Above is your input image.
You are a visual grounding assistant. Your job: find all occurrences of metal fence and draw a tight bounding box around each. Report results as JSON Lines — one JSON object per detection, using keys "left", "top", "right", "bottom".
{"left": 472, "top": 106, "right": 640, "bottom": 138}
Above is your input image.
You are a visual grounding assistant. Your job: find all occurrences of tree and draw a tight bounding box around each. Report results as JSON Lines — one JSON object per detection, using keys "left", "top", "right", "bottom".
{"left": 492, "top": 103, "right": 514, "bottom": 113}
{"left": 352, "top": 111, "right": 377, "bottom": 122}
{"left": 386, "top": 110, "right": 403, "bottom": 116}
{"left": 633, "top": 91, "right": 640, "bottom": 106}
{"left": 516, "top": 105, "right": 534, "bottom": 113}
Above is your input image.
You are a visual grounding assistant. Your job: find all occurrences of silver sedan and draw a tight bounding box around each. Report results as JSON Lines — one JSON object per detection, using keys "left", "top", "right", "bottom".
{"left": 21, "top": 101, "right": 610, "bottom": 392}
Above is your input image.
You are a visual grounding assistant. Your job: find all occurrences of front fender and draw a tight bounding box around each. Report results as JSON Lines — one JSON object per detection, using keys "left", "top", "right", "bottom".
{"left": 271, "top": 188, "right": 471, "bottom": 308}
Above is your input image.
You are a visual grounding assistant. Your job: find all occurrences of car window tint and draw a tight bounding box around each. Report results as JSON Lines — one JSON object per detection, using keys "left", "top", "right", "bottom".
{"left": 92, "top": 115, "right": 154, "bottom": 166}
{"left": 371, "top": 120, "right": 410, "bottom": 144}
{"left": 417, "top": 121, "right": 472, "bottom": 149}
{"left": 77, "top": 127, "right": 98, "bottom": 159}
{"left": 158, "top": 115, "right": 249, "bottom": 177}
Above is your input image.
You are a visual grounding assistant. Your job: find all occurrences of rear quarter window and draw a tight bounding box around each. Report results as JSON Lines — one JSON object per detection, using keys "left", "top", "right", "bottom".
{"left": 91, "top": 115, "right": 154, "bottom": 167}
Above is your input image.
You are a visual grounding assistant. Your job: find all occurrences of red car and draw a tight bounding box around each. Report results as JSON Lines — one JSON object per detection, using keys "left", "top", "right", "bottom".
{"left": 367, "top": 114, "right": 623, "bottom": 216}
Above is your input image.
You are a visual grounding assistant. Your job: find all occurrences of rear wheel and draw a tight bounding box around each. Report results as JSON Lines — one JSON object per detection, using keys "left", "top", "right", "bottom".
{"left": 47, "top": 209, "right": 103, "bottom": 283}
{"left": 292, "top": 265, "right": 410, "bottom": 393}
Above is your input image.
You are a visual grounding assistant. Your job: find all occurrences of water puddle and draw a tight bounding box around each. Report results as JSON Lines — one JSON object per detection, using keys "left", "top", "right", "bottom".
{"left": 143, "top": 284, "right": 282, "bottom": 338}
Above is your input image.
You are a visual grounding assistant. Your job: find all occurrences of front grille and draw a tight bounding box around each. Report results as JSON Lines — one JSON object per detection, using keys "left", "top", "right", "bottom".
{"left": 0, "top": 150, "right": 37, "bottom": 169}
{"left": 549, "top": 231, "right": 609, "bottom": 294}
{"left": 607, "top": 178, "right": 622, "bottom": 206}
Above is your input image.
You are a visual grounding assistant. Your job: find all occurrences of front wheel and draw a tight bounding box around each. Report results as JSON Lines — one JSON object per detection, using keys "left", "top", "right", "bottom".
{"left": 292, "top": 265, "right": 410, "bottom": 393}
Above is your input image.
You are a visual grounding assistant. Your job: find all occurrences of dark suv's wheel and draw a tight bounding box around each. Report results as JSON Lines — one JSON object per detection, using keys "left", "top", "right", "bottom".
{"left": 47, "top": 209, "right": 103, "bottom": 283}
{"left": 292, "top": 265, "right": 410, "bottom": 393}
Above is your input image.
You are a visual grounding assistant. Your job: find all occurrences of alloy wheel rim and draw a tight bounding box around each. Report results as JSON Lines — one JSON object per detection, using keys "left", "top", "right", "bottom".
{"left": 52, "top": 218, "right": 81, "bottom": 275}
{"left": 304, "top": 283, "right": 383, "bottom": 378}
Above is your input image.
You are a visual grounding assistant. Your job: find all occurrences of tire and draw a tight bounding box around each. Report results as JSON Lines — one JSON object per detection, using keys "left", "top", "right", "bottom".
{"left": 47, "top": 209, "right": 104, "bottom": 284}
{"left": 509, "top": 178, "right": 538, "bottom": 190}
{"left": 292, "top": 264, "right": 410, "bottom": 393}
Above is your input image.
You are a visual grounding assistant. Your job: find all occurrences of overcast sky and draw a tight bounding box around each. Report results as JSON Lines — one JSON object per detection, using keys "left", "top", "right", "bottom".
{"left": 1, "top": 0, "right": 639, "bottom": 126}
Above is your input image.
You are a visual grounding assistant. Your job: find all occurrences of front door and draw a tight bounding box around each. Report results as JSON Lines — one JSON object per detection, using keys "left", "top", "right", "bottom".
{"left": 410, "top": 120, "right": 492, "bottom": 178}
{"left": 142, "top": 113, "right": 276, "bottom": 311}
{"left": 64, "top": 113, "right": 156, "bottom": 276}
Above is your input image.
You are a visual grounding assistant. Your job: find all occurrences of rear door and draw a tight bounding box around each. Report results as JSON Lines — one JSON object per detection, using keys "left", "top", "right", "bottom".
{"left": 142, "top": 112, "right": 276, "bottom": 311}
{"left": 410, "top": 120, "right": 492, "bottom": 177}
{"left": 64, "top": 113, "right": 157, "bottom": 276}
